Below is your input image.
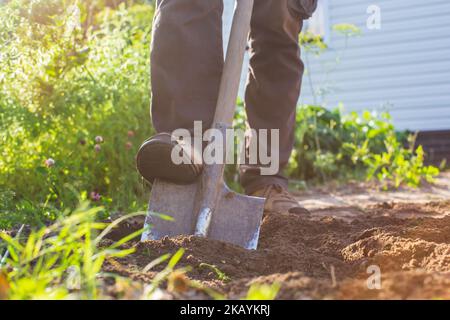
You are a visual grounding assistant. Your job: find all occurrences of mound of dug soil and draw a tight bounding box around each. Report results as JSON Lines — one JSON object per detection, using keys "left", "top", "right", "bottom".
{"left": 104, "top": 199, "right": 450, "bottom": 299}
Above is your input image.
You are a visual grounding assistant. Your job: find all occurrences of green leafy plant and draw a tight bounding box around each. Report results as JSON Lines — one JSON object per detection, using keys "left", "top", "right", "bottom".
{"left": 287, "top": 105, "right": 439, "bottom": 188}
{"left": 363, "top": 137, "right": 439, "bottom": 189}
{"left": 0, "top": 0, "right": 154, "bottom": 227}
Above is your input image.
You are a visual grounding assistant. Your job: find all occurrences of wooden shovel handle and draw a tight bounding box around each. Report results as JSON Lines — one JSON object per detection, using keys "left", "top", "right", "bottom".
{"left": 212, "top": 0, "right": 254, "bottom": 127}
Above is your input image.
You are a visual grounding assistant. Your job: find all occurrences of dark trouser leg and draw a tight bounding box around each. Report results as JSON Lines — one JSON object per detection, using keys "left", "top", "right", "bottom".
{"left": 151, "top": 0, "right": 224, "bottom": 133}
{"left": 241, "top": 0, "right": 315, "bottom": 194}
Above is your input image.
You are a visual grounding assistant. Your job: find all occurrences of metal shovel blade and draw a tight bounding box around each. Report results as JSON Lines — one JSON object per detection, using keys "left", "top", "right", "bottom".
{"left": 141, "top": 179, "right": 265, "bottom": 250}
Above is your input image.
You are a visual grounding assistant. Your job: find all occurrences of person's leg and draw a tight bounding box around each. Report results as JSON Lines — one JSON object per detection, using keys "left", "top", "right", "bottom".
{"left": 151, "top": 0, "right": 224, "bottom": 132}
{"left": 241, "top": 0, "right": 317, "bottom": 195}
{"left": 137, "top": 0, "right": 223, "bottom": 184}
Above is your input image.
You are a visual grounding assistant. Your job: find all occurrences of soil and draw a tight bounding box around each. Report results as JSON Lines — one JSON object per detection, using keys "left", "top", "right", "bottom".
{"left": 103, "top": 174, "right": 450, "bottom": 300}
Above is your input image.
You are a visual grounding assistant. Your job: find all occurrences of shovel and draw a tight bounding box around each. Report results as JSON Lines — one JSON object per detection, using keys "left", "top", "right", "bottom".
{"left": 141, "top": 0, "right": 265, "bottom": 250}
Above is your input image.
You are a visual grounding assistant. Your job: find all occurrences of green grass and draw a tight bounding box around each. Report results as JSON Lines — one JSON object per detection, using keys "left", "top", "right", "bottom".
{"left": 0, "top": 203, "right": 145, "bottom": 299}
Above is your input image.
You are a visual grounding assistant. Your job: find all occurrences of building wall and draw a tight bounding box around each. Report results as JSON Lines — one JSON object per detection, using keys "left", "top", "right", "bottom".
{"left": 300, "top": 0, "right": 450, "bottom": 131}
{"left": 224, "top": 0, "right": 450, "bottom": 131}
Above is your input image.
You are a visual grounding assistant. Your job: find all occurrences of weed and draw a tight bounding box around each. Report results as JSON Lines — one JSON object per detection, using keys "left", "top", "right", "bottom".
{"left": 199, "top": 263, "right": 232, "bottom": 283}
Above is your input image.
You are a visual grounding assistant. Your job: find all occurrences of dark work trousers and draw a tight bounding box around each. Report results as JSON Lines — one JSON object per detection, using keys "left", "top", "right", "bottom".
{"left": 150, "top": 0, "right": 318, "bottom": 194}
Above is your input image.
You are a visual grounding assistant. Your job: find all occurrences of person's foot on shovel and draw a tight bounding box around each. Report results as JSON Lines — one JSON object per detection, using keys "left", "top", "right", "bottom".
{"left": 137, "top": 135, "right": 310, "bottom": 216}
{"left": 136, "top": 132, "right": 203, "bottom": 185}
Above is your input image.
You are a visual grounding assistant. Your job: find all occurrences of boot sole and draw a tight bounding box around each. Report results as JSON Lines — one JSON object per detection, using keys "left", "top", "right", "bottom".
{"left": 136, "top": 133, "right": 202, "bottom": 184}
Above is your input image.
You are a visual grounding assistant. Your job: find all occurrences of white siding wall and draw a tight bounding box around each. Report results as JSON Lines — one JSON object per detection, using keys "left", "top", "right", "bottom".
{"left": 300, "top": 0, "right": 450, "bottom": 131}
{"left": 224, "top": 0, "right": 450, "bottom": 131}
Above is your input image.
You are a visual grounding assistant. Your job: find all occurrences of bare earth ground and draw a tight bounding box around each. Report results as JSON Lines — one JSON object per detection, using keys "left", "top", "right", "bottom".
{"left": 103, "top": 173, "right": 450, "bottom": 299}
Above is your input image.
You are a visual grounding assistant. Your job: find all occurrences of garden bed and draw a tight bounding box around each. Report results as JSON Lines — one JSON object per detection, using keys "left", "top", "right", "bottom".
{"left": 101, "top": 173, "right": 450, "bottom": 300}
